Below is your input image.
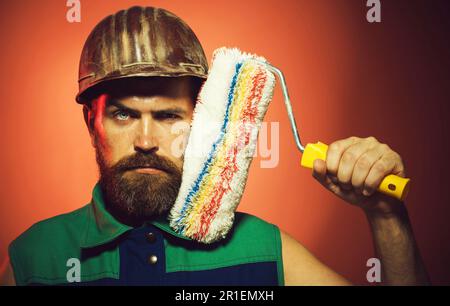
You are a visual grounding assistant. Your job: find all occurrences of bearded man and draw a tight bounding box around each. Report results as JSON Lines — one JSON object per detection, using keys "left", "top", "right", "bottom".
{"left": 1, "top": 6, "right": 428, "bottom": 286}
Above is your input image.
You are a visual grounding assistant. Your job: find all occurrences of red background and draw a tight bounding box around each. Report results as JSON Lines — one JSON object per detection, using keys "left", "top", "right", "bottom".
{"left": 1, "top": 0, "right": 449, "bottom": 284}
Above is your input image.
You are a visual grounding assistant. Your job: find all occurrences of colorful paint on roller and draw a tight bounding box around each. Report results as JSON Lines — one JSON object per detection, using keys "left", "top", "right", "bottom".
{"left": 169, "top": 47, "right": 276, "bottom": 244}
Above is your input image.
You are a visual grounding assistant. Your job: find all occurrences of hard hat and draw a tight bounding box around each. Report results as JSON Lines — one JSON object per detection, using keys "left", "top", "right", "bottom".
{"left": 76, "top": 6, "right": 208, "bottom": 104}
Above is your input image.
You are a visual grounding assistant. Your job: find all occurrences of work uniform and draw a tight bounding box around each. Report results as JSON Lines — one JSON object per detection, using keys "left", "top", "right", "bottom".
{"left": 9, "top": 184, "right": 284, "bottom": 285}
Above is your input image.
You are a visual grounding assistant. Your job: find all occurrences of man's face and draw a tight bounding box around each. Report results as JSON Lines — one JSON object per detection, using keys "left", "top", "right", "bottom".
{"left": 85, "top": 77, "right": 197, "bottom": 225}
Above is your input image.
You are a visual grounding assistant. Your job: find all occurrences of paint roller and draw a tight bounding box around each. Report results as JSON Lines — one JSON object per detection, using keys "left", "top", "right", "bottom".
{"left": 169, "top": 47, "right": 410, "bottom": 244}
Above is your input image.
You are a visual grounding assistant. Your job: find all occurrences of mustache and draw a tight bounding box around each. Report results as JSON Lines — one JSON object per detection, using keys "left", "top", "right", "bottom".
{"left": 111, "top": 152, "right": 180, "bottom": 175}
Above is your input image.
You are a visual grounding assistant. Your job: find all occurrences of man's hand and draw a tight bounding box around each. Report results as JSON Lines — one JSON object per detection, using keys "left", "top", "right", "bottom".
{"left": 312, "top": 136, "right": 406, "bottom": 215}
{"left": 310, "top": 136, "right": 429, "bottom": 285}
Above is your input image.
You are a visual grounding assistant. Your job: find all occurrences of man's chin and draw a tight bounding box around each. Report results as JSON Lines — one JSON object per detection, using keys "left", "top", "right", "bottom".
{"left": 100, "top": 173, "right": 179, "bottom": 226}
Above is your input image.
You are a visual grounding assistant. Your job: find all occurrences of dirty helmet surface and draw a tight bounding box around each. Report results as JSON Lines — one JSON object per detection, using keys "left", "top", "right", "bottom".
{"left": 76, "top": 6, "right": 208, "bottom": 104}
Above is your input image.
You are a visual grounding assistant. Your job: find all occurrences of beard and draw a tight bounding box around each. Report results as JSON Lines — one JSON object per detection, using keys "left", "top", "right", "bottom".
{"left": 95, "top": 147, "right": 182, "bottom": 226}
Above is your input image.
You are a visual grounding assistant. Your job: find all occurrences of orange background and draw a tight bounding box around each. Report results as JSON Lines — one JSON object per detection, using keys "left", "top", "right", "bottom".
{"left": 1, "top": 0, "right": 449, "bottom": 284}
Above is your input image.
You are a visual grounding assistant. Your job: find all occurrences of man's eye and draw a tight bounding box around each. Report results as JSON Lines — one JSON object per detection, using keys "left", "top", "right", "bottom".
{"left": 113, "top": 111, "right": 130, "bottom": 121}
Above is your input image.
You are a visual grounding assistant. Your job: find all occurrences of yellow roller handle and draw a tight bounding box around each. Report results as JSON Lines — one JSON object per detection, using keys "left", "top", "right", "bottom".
{"left": 300, "top": 142, "right": 410, "bottom": 201}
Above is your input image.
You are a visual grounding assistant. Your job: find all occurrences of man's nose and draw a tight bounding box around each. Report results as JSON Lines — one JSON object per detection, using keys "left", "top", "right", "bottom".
{"left": 134, "top": 115, "right": 159, "bottom": 154}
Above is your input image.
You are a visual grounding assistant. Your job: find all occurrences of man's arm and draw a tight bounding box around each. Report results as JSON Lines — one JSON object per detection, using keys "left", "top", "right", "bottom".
{"left": 0, "top": 258, "right": 16, "bottom": 286}
{"left": 365, "top": 206, "right": 430, "bottom": 285}
{"left": 281, "top": 231, "right": 351, "bottom": 285}
{"left": 309, "top": 136, "right": 429, "bottom": 285}
{"left": 281, "top": 209, "right": 429, "bottom": 286}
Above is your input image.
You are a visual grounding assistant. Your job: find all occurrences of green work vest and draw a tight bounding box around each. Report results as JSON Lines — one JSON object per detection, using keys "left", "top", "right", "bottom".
{"left": 9, "top": 184, "right": 284, "bottom": 285}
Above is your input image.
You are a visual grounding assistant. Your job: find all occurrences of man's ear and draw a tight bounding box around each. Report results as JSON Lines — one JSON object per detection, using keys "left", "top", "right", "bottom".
{"left": 82, "top": 104, "right": 96, "bottom": 148}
